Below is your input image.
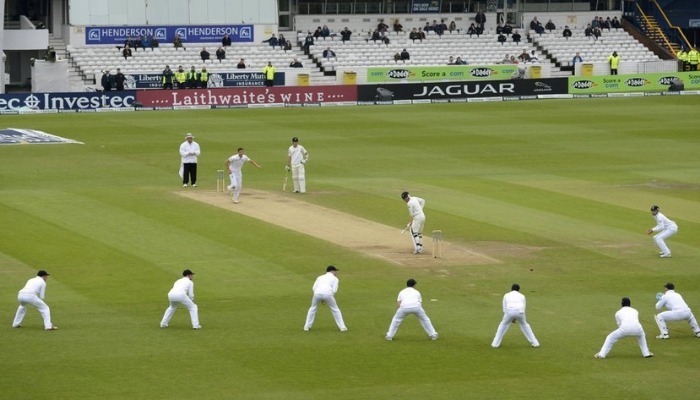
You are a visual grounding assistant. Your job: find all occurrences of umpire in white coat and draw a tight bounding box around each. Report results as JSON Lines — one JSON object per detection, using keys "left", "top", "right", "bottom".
{"left": 304, "top": 265, "right": 347, "bottom": 332}
{"left": 491, "top": 284, "right": 539, "bottom": 348}
{"left": 594, "top": 297, "right": 653, "bottom": 359}
{"left": 160, "top": 269, "right": 201, "bottom": 329}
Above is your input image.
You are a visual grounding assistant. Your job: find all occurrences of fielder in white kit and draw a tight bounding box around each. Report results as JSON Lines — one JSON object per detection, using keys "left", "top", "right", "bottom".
{"left": 304, "top": 265, "right": 347, "bottom": 332}
{"left": 385, "top": 279, "right": 438, "bottom": 341}
{"left": 401, "top": 191, "right": 425, "bottom": 254}
{"left": 654, "top": 282, "right": 700, "bottom": 339}
{"left": 12, "top": 270, "right": 58, "bottom": 330}
{"left": 647, "top": 205, "right": 677, "bottom": 258}
{"left": 287, "top": 137, "right": 309, "bottom": 193}
{"left": 160, "top": 269, "right": 201, "bottom": 329}
{"left": 225, "top": 147, "right": 261, "bottom": 203}
{"left": 491, "top": 284, "right": 539, "bottom": 348}
{"left": 594, "top": 297, "right": 653, "bottom": 359}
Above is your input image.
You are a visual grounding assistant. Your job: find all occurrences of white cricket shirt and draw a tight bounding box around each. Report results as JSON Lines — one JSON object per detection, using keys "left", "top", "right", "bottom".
{"left": 228, "top": 154, "right": 250, "bottom": 172}
{"left": 169, "top": 277, "right": 195, "bottom": 299}
{"left": 656, "top": 290, "right": 691, "bottom": 312}
{"left": 615, "top": 307, "right": 642, "bottom": 329}
{"left": 288, "top": 144, "right": 308, "bottom": 165}
{"left": 503, "top": 290, "right": 526, "bottom": 312}
{"left": 312, "top": 272, "right": 338, "bottom": 295}
{"left": 18, "top": 276, "right": 47, "bottom": 299}
{"left": 397, "top": 287, "right": 422, "bottom": 308}
{"left": 652, "top": 212, "right": 677, "bottom": 232}
{"left": 406, "top": 197, "right": 425, "bottom": 219}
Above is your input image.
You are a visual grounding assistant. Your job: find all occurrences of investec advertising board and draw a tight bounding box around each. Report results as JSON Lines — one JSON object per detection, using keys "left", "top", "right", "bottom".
{"left": 125, "top": 72, "right": 285, "bottom": 89}
{"left": 569, "top": 72, "right": 700, "bottom": 94}
{"left": 358, "top": 78, "right": 568, "bottom": 102}
{"left": 367, "top": 65, "right": 522, "bottom": 83}
{"left": 0, "top": 92, "right": 136, "bottom": 111}
{"left": 85, "top": 25, "right": 254, "bottom": 45}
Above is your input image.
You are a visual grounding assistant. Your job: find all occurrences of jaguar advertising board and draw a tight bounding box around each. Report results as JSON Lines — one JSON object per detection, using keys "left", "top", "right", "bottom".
{"left": 135, "top": 85, "right": 357, "bottom": 108}
{"left": 122, "top": 72, "right": 285, "bottom": 89}
{"left": 0, "top": 92, "right": 136, "bottom": 111}
{"left": 358, "top": 78, "right": 568, "bottom": 103}
{"left": 568, "top": 72, "right": 700, "bottom": 94}
{"left": 85, "top": 25, "right": 254, "bottom": 45}
{"left": 367, "top": 65, "right": 523, "bottom": 83}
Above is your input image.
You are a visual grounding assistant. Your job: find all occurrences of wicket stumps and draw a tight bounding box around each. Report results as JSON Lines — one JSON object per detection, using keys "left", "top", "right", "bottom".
{"left": 216, "top": 170, "right": 226, "bottom": 192}
{"left": 432, "top": 230, "right": 443, "bottom": 258}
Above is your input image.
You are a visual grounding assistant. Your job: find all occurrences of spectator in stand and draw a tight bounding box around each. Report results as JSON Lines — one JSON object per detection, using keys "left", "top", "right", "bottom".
{"left": 591, "top": 16, "right": 600, "bottom": 28}
{"left": 175, "top": 65, "right": 187, "bottom": 89}
{"left": 518, "top": 49, "right": 531, "bottom": 62}
{"left": 313, "top": 26, "right": 322, "bottom": 39}
{"left": 424, "top": 21, "right": 432, "bottom": 32}
{"left": 340, "top": 27, "right": 352, "bottom": 42}
{"left": 320, "top": 25, "right": 330, "bottom": 38}
{"left": 563, "top": 25, "right": 572, "bottom": 39}
{"left": 278, "top": 34, "right": 287, "bottom": 49}
{"left": 303, "top": 32, "right": 314, "bottom": 54}
{"left": 545, "top": 19, "right": 556, "bottom": 32}
{"left": 496, "top": 23, "right": 504, "bottom": 34}
{"left": 498, "top": 32, "right": 507, "bottom": 44}
{"left": 393, "top": 52, "right": 401, "bottom": 62}
{"left": 439, "top": 19, "right": 448, "bottom": 34}
{"left": 502, "top": 23, "right": 513, "bottom": 34}
{"left": 142, "top": 35, "right": 152, "bottom": 49}
{"left": 400, "top": 48, "right": 410, "bottom": 61}
{"left": 114, "top": 68, "right": 126, "bottom": 91}
{"left": 290, "top": 58, "right": 303, "bottom": 68}
{"left": 222, "top": 34, "right": 232, "bottom": 47}
{"left": 447, "top": 56, "right": 455, "bottom": 65}
{"left": 370, "top": 30, "right": 382, "bottom": 42}
{"left": 597, "top": 17, "right": 606, "bottom": 29}
{"left": 418, "top": 27, "right": 426, "bottom": 40}
{"left": 263, "top": 33, "right": 278, "bottom": 47}
{"left": 502, "top": 54, "right": 511, "bottom": 63}
{"left": 512, "top": 30, "right": 522, "bottom": 43}
{"left": 393, "top": 19, "right": 403, "bottom": 32}
{"left": 173, "top": 33, "right": 185, "bottom": 50}
{"left": 475, "top": 11, "right": 486, "bottom": 30}
{"left": 134, "top": 36, "right": 144, "bottom": 51}
{"left": 162, "top": 65, "right": 174, "bottom": 89}
{"left": 263, "top": 61, "right": 275, "bottom": 87}
{"left": 122, "top": 45, "right": 132, "bottom": 60}
{"left": 455, "top": 56, "right": 467, "bottom": 65}
{"left": 200, "top": 47, "right": 210, "bottom": 62}
{"left": 237, "top": 58, "right": 246, "bottom": 69}
{"left": 187, "top": 66, "right": 198, "bottom": 89}
{"left": 529, "top": 50, "right": 539, "bottom": 62}
{"left": 584, "top": 23, "right": 593, "bottom": 37}
{"left": 378, "top": 19, "right": 389, "bottom": 33}
{"left": 509, "top": 55, "right": 519, "bottom": 64}
{"left": 592, "top": 26, "right": 602, "bottom": 40}
{"left": 603, "top": 17, "right": 612, "bottom": 30}
{"left": 409, "top": 27, "right": 422, "bottom": 42}
{"left": 322, "top": 46, "right": 336, "bottom": 59}
{"left": 467, "top": 23, "right": 479, "bottom": 37}
{"left": 283, "top": 40, "right": 293, "bottom": 51}
{"left": 611, "top": 17, "right": 622, "bottom": 29}
{"left": 530, "top": 17, "right": 545, "bottom": 34}
{"left": 608, "top": 51, "right": 621, "bottom": 75}
{"left": 149, "top": 35, "right": 159, "bottom": 49}
{"left": 101, "top": 70, "right": 112, "bottom": 92}
{"left": 433, "top": 19, "right": 444, "bottom": 36}
{"left": 216, "top": 46, "right": 226, "bottom": 62}
{"left": 123, "top": 36, "right": 135, "bottom": 50}
{"left": 449, "top": 20, "right": 457, "bottom": 32}
{"left": 572, "top": 52, "right": 583, "bottom": 68}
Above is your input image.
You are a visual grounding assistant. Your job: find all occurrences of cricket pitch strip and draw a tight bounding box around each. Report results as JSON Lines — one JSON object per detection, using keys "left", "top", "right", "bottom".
{"left": 178, "top": 189, "right": 502, "bottom": 267}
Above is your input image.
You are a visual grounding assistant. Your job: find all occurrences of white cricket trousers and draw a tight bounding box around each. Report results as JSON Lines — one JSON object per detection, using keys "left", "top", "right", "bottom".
{"left": 655, "top": 308, "right": 700, "bottom": 335}
{"left": 160, "top": 293, "right": 200, "bottom": 328}
{"left": 491, "top": 309, "right": 539, "bottom": 347}
{"left": 597, "top": 325, "right": 651, "bottom": 357}
{"left": 229, "top": 171, "right": 243, "bottom": 201}
{"left": 411, "top": 217, "right": 425, "bottom": 252}
{"left": 304, "top": 293, "right": 346, "bottom": 330}
{"left": 653, "top": 226, "right": 677, "bottom": 255}
{"left": 292, "top": 164, "right": 306, "bottom": 193}
{"left": 386, "top": 306, "right": 437, "bottom": 339}
{"left": 13, "top": 293, "right": 53, "bottom": 329}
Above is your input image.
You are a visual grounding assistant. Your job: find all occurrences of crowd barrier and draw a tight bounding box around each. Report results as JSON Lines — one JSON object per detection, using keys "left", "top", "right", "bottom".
{"left": 1, "top": 71, "right": 698, "bottom": 113}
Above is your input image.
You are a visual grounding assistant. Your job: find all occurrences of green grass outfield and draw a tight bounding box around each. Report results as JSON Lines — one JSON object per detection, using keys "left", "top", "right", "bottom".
{"left": 1, "top": 96, "right": 699, "bottom": 399}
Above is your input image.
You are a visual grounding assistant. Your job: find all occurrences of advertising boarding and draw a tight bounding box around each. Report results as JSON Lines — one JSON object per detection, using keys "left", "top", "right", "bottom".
{"left": 367, "top": 65, "right": 524, "bottom": 83}
{"left": 412, "top": 0, "right": 441, "bottom": 13}
{"left": 568, "top": 72, "right": 700, "bottom": 94}
{"left": 123, "top": 72, "right": 285, "bottom": 89}
{"left": 86, "top": 25, "right": 254, "bottom": 45}
{"left": 0, "top": 92, "right": 136, "bottom": 112}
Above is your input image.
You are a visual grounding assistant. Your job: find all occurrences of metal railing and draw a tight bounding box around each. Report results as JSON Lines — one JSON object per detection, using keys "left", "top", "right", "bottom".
{"left": 650, "top": 0, "right": 691, "bottom": 51}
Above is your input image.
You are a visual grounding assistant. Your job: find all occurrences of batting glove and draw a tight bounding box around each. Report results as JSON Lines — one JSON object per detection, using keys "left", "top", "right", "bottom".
{"left": 301, "top": 159, "right": 307, "bottom": 164}
{"left": 285, "top": 165, "right": 290, "bottom": 171}
{"left": 656, "top": 292, "right": 663, "bottom": 301}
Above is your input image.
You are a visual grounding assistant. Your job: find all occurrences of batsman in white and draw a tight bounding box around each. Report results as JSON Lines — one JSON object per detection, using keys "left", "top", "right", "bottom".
{"left": 647, "top": 205, "right": 677, "bottom": 258}
{"left": 160, "top": 269, "right": 201, "bottom": 329}
{"left": 491, "top": 284, "right": 539, "bottom": 348}
{"left": 12, "top": 270, "right": 58, "bottom": 330}
{"left": 401, "top": 191, "right": 425, "bottom": 254}
{"left": 385, "top": 279, "right": 438, "bottom": 341}
{"left": 594, "top": 297, "right": 653, "bottom": 359}
{"left": 287, "top": 136, "right": 309, "bottom": 194}
{"left": 654, "top": 282, "right": 700, "bottom": 339}
{"left": 224, "top": 147, "right": 261, "bottom": 204}
{"left": 304, "top": 265, "right": 347, "bottom": 332}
